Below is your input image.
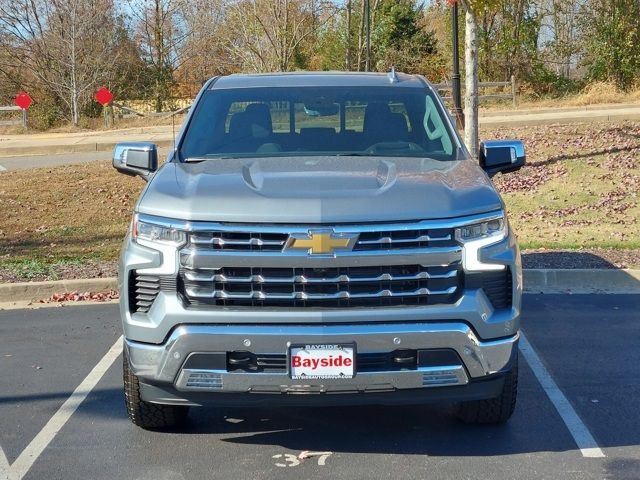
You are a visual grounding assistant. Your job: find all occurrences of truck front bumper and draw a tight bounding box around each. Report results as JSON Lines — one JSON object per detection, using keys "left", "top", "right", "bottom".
{"left": 126, "top": 322, "right": 518, "bottom": 406}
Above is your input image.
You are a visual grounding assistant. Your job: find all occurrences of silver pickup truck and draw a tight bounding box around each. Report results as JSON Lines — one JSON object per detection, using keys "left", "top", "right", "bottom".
{"left": 113, "top": 72, "right": 525, "bottom": 429}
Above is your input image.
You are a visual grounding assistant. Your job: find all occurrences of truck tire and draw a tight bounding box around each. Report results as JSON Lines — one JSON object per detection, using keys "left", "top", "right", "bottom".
{"left": 455, "top": 358, "right": 518, "bottom": 424}
{"left": 123, "top": 350, "right": 189, "bottom": 429}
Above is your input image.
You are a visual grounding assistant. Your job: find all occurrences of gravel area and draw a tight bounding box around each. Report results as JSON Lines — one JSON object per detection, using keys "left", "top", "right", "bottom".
{"left": 1, "top": 249, "right": 639, "bottom": 283}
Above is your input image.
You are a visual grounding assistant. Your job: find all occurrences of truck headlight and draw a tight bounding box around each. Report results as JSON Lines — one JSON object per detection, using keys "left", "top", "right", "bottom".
{"left": 455, "top": 215, "right": 507, "bottom": 271}
{"left": 133, "top": 215, "right": 186, "bottom": 247}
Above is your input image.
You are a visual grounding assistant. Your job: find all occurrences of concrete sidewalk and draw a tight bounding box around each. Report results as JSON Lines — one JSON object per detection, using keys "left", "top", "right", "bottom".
{"left": 481, "top": 103, "right": 640, "bottom": 126}
{"left": 0, "top": 125, "right": 175, "bottom": 157}
{"left": 1, "top": 103, "right": 640, "bottom": 158}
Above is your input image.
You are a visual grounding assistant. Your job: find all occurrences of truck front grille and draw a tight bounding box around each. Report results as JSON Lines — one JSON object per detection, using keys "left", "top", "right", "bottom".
{"left": 179, "top": 264, "right": 461, "bottom": 308}
{"left": 187, "top": 225, "right": 456, "bottom": 253}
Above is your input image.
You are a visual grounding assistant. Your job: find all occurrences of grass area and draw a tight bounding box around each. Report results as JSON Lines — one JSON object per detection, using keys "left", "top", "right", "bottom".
{"left": 0, "top": 121, "right": 638, "bottom": 272}
{"left": 0, "top": 160, "right": 141, "bottom": 264}
{"left": 502, "top": 157, "right": 639, "bottom": 249}
{"left": 485, "top": 121, "right": 640, "bottom": 249}
{"left": 0, "top": 258, "right": 87, "bottom": 280}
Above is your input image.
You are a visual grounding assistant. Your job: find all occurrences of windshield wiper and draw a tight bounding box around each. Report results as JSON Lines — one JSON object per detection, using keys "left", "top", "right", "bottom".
{"left": 183, "top": 156, "right": 240, "bottom": 162}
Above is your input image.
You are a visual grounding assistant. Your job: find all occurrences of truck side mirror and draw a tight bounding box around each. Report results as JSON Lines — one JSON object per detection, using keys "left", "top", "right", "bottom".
{"left": 112, "top": 142, "right": 158, "bottom": 180}
{"left": 479, "top": 140, "right": 526, "bottom": 177}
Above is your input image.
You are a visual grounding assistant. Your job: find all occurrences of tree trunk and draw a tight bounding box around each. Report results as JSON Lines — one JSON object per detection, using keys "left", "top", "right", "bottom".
{"left": 70, "top": 2, "right": 79, "bottom": 127}
{"left": 464, "top": 6, "right": 479, "bottom": 159}
{"left": 356, "top": 0, "right": 365, "bottom": 71}
{"left": 154, "top": 0, "right": 164, "bottom": 112}
{"left": 345, "top": 0, "right": 352, "bottom": 70}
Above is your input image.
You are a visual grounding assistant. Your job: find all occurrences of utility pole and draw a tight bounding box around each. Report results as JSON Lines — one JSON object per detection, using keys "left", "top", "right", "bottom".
{"left": 451, "top": 1, "right": 465, "bottom": 129}
{"left": 365, "top": 0, "right": 371, "bottom": 72}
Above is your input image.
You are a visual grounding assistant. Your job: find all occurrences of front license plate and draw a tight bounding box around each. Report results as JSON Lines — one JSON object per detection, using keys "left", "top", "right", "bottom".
{"left": 289, "top": 344, "right": 355, "bottom": 379}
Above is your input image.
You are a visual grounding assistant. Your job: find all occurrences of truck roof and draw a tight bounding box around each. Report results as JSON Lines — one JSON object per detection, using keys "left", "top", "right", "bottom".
{"left": 210, "top": 71, "right": 428, "bottom": 90}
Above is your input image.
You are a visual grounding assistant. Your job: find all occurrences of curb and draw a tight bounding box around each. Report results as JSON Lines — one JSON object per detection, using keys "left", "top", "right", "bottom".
{"left": 480, "top": 112, "right": 640, "bottom": 127}
{"left": 523, "top": 269, "right": 640, "bottom": 294}
{"left": 480, "top": 103, "right": 640, "bottom": 117}
{"left": 1, "top": 269, "right": 638, "bottom": 303}
{"left": 0, "top": 278, "right": 118, "bottom": 303}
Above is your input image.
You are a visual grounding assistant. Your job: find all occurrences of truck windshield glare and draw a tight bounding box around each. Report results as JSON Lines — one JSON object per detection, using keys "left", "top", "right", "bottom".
{"left": 180, "top": 86, "right": 459, "bottom": 161}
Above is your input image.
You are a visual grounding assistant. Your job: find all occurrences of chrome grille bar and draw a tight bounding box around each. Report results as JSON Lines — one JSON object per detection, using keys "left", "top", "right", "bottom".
{"left": 190, "top": 235, "right": 286, "bottom": 248}
{"left": 357, "top": 234, "right": 452, "bottom": 245}
{"left": 183, "top": 268, "right": 458, "bottom": 283}
{"left": 185, "top": 285, "right": 458, "bottom": 301}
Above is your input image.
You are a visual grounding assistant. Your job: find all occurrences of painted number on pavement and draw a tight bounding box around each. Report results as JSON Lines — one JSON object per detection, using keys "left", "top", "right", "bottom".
{"left": 272, "top": 451, "right": 333, "bottom": 467}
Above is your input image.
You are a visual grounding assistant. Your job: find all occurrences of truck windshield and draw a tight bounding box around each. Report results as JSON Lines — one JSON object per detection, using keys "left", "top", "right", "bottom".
{"left": 180, "top": 86, "right": 460, "bottom": 161}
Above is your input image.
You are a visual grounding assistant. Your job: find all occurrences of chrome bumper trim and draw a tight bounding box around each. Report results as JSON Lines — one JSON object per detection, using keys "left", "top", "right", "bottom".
{"left": 125, "top": 323, "right": 518, "bottom": 393}
{"left": 174, "top": 365, "right": 470, "bottom": 393}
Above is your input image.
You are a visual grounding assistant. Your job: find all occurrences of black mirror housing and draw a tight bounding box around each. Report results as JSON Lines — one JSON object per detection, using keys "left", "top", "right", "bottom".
{"left": 112, "top": 142, "right": 158, "bottom": 180}
{"left": 479, "top": 140, "right": 526, "bottom": 177}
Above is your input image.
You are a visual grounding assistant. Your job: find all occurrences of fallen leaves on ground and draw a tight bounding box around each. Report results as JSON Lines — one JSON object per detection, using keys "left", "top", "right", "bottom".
{"left": 42, "top": 290, "right": 119, "bottom": 303}
{"left": 493, "top": 163, "right": 567, "bottom": 193}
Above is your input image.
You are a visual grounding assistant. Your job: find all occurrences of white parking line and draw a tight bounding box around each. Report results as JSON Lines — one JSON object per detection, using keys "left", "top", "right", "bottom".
{"left": 0, "top": 446, "right": 16, "bottom": 480}
{"left": 9, "top": 336, "right": 123, "bottom": 479}
{"left": 0, "top": 165, "right": 7, "bottom": 172}
{"left": 519, "top": 331, "right": 605, "bottom": 458}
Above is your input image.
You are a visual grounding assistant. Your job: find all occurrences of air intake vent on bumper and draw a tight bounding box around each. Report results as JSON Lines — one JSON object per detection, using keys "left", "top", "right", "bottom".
{"left": 466, "top": 268, "right": 512, "bottom": 310}
{"left": 129, "top": 273, "right": 160, "bottom": 313}
{"left": 128, "top": 272, "right": 177, "bottom": 314}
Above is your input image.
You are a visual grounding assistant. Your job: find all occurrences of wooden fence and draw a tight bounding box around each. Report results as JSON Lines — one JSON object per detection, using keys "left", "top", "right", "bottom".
{"left": 112, "top": 103, "right": 191, "bottom": 119}
{"left": 0, "top": 105, "right": 25, "bottom": 127}
{"left": 433, "top": 75, "right": 518, "bottom": 108}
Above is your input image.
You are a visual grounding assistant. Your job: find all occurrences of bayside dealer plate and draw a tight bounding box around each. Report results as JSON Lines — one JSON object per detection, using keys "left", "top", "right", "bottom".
{"left": 289, "top": 344, "right": 355, "bottom": 379}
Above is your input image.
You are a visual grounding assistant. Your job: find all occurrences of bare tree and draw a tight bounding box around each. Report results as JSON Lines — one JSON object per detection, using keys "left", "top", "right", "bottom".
{"left": 0, "top": 0, "right": 123, "bottom": 125}
{"left": 542, "top": 0, "right": 580, "bottom": 78}
{"left": 178, "top": 0, "right": 233, "bottom": 88}
{"left": 127, "top": 0, "right": 192, "bottom": 111}
{"left": 227, "top": 0, "right": 337, "bottom": 72}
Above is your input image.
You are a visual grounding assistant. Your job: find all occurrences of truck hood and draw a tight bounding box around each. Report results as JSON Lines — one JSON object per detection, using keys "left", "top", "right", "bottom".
{"left": 137, "top": 156, "right": 503, "bottom": 223}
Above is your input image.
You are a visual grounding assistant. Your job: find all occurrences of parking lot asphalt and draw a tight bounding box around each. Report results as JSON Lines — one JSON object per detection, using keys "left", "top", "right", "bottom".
{"left": 0, "top": 294, "right": 638, "bottom": 480}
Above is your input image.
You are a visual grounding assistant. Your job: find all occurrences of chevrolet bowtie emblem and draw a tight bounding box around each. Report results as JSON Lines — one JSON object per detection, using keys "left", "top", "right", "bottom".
{"left": 287, "top": 231, "right": 358, "bottom": 255}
